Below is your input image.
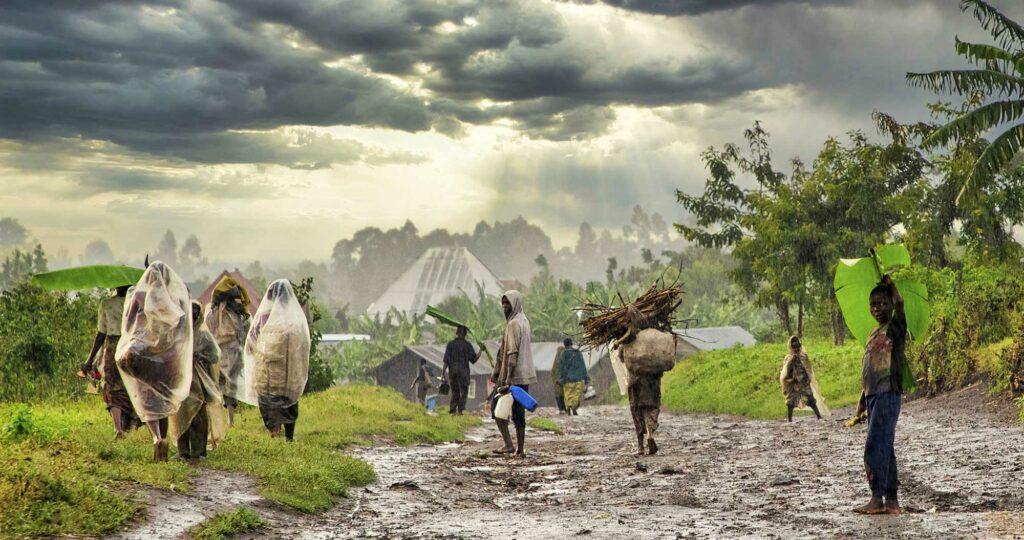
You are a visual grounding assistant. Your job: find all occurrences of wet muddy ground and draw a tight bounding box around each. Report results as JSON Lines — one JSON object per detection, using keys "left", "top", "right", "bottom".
{"left": 119, "top": 385, "right": 1024, "bottom": 539}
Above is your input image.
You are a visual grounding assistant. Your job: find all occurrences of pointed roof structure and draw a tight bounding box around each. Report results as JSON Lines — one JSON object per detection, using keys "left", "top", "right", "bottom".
{"left": 197, "top": 269, "right": 262, "bottom": 315}
{"left": 366, "top": 246, "right": 503, "bottom": 317}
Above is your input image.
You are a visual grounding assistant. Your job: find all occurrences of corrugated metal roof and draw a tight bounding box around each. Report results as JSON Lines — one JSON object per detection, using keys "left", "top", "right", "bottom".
{"left": 404, "top": 341, "right": 606, "bottom": 376}
{"left": 675, "top": 326, "right": 756, "bottom": 351}
{"left": 366, "top": 246, "right": 503, "bottom": 317}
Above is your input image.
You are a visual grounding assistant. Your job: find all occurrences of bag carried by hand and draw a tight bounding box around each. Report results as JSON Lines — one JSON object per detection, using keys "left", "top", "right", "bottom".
{"left": 438, "top": 379, "right": 450, "bottom": 395}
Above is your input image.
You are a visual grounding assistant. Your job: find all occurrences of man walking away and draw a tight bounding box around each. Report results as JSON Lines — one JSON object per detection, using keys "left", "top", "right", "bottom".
{"left": 558, "top": 338, "right": 589, "bottom": 416}
{"left": 442, "top": 325, "right": 480, "bottom": 415}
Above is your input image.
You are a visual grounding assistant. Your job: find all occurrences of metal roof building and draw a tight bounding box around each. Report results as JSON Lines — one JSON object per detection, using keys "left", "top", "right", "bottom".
{"left": 674, "top": 326, "right": 757, "bottom": 356}
{"left": 366, "top": 246, "right": 503, "bottom": 317}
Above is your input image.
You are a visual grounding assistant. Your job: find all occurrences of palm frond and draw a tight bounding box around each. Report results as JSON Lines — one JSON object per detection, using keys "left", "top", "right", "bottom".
{"left": 959, "top": 123, "right": 1024, "bottom": 202}
{"left": 907, "top": 69, "right": 1024, "bottom": 96}
{"left": 954, "top": 37, "right": 1024, "bottom": 74}
{"left": 922, "top": 100, "right": 1024, "bottom": 149}
{"left": 961, "top": 0, "right": 1024, "bottom": 51}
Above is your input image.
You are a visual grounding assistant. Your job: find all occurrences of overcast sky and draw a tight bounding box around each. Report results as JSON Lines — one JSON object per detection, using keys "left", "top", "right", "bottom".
{"left": 2, "top": 0, "right": 1022, "bottom": 263}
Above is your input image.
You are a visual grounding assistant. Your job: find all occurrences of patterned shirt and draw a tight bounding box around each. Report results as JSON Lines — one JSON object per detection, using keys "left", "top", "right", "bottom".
{"left": 861, "top": 318, "right": 907, "bottom": 396}
{"left": 97, "top": 296, "right": 125, "bottom": 336}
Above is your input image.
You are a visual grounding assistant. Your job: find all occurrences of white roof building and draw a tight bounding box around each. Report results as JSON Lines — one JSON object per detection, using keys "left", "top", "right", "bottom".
{"left": 366, "top": 246, "right": 504, "bottom": 318}
{"left": 674, "top": 326, "right": 757, "bottom": 356}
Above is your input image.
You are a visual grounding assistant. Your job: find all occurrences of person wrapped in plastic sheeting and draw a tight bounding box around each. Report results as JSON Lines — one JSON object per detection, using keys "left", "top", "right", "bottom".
{"left": 779, "top": 336, "right": 830, "bottom": 422}
{"left": 242, "top": 279, "right": 310, "bottom": 441}
{"left": 170, "top": 301, "right": 227, "bottom": 460}
{"left": 205, "top": 276, "right": 251, "bottom": 427}
{"left": 115, "top": 261, "right": 193, "bottom": 462}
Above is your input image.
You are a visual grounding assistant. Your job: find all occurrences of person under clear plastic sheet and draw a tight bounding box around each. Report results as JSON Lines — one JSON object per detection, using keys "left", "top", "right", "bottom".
{"left": 170, "top": 301, "right": 225, "bottom": 460}
{"left": 206, "top": 278, "right": 251, "bottom": 428}
{"left": 115, "top": 261, "right": 193, "bottom": 462}
{"left": 243, "top": 279, "right": 310, "bottom": 442}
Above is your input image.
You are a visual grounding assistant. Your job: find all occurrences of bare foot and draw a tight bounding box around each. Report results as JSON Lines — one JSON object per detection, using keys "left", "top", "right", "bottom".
{"left": 885, "top": 499, "right": 902, "bottom": 516}
{"left": 634, "top": 450, "right": 646, "bottom": 457}
{"left": 114, "top": 431, "right": 125, "bottom": 440}
{"left": 853, "top": 497, "right": 886, "bottom": 515}
{"left": 647, "top": 438, "right": 658, "bottom": 455}
{"left": 513, "top": 451, "right": 526, "bottom": 458}
{"left": 491, "top": 447, "right": 514, "bottom": 455}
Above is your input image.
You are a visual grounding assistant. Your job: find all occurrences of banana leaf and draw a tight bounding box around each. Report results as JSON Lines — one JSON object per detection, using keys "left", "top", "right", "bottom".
{"left": 32, "top": 265, "right": 144, "bottom": 291}
{"left": 425, "top": 305, "right": 494, "bottom": 368}
{"left": 833, "top": 244, "right": 928, "bottom": 392}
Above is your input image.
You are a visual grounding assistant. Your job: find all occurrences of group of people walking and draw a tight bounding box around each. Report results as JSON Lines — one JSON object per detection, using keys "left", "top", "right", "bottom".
{"left": 81, "top": 261, "right": 311, "bottom": 461}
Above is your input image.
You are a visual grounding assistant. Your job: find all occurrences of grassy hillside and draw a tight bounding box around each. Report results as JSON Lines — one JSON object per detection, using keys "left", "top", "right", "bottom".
{"left": 662, "top": 339, "right": 864, "bottom": 420}
{"left": 0, "top": 384, "right": 478, "bottom": 537}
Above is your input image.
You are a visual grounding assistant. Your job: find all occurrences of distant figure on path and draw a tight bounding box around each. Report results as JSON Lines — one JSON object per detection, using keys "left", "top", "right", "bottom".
{"left": 558, "top": 338, "right": 589, "bottom": 416}
{"left": 410, "top": 358, "right": 434, "bottom": 407}
{"left": 853, "top": 275, "right": 906, "bottom": 516}
{"left": 551, "top": 345, "right": 567, "bottom": 414}
{"left": 442, "top": 325, "right": 480, "bottom": 415}
{"left": 81, "top": 285, "right": 141, "bottom": 438}
{"left": 491, "top": 290, "right": 536, "bottom": 457}
{"left": 243, "top": 279, "right": 310, "bottom": 442}
{"left": 779, "top": 335, "right": 826, "bottom": 422}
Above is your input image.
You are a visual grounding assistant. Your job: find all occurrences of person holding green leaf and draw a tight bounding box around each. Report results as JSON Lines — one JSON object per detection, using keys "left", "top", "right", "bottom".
{"left": 853, "top": 274, "right": 906, "bottom": 516}
{"left": 81, "top": 285, "right": 141, "bottom": 439}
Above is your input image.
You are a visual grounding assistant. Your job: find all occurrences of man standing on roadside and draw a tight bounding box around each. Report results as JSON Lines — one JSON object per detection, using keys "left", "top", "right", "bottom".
{"left": 491, "top": 290, "right": 536, "bottom": 457}
{"left": 442, "top": 325, "right": 480, "bottom": 415}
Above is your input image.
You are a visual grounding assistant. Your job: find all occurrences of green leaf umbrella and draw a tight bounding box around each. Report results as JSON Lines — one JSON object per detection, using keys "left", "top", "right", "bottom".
{"left": 32, "top": 265, "right": 144, "bottom": 291}
{"left": 834, "top": 244, "right": 929, "bottom": 391}
{"left": 425, "top": 304, "right": 495, "bottom": 368}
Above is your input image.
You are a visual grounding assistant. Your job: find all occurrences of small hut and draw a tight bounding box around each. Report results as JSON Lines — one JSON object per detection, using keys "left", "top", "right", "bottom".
{"left": 197, "top": 269, "right": 262, "bottom": 315}
{"left": 674, "top": 326, "right": 757, "bottom": 358}
{"left": 373, "top": 342, "right": 615, "bottom": 410}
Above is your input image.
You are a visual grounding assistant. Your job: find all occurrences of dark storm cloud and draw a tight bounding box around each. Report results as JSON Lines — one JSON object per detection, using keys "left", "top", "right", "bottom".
{"left": 70, "top": 167, "right": 275, "bottom": 199}
{"left": 560, "top": 0, "right": 852, "bottom": 16}
{"left": 0, "top": 0, "right": 805, "bottom": 156}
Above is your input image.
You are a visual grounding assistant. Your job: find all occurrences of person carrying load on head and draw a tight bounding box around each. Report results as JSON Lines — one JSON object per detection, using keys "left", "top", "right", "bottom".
{"left": 205, "top": 276, "right": 251, "bottom": 427}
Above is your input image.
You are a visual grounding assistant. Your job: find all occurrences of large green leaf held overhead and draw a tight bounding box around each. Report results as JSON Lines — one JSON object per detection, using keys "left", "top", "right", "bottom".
{"left": 833, "top": 244, "right": 930, "bottom": 347}
{"left": 425, "top": 304, "right": 495, "bottom": 367}
{"left": 32, "top": 265, "right": 144, "bottom": 291}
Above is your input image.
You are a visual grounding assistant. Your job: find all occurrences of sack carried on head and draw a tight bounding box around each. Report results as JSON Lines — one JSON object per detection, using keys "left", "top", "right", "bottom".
{"left": 620, "top": 329, "right": 676, "bottom": 375}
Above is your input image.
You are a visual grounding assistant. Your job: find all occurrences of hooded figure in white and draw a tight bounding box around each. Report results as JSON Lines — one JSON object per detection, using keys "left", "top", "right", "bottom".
{"left": 115, "top": 260, "right": 192, "bottom": 461}
{"left": 242, "top": 279, "right": 310, "bottom": 440}
{"left": 490, "top": 290, "right": 535, "bottom": 456}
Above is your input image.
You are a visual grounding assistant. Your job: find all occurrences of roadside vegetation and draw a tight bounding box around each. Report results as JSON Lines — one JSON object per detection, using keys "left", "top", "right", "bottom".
{"left": 0, "top": 385, "right": 478, "bottom": 537}
{"left": 188, "top": 507, "right": 263, "bottom": 540}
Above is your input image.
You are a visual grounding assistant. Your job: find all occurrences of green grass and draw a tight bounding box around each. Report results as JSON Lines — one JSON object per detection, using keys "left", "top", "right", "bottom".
{"left": 527, "top": 417, "right": 562, "bottom": 434}
{"left": 0, "top": 384, "right": 478, "bottom": 537}
{"left": 189, "top": 507, "right": 263, "bottom": 540}
{"left": 662, "top": 339, "right": 864, "bottom": 420}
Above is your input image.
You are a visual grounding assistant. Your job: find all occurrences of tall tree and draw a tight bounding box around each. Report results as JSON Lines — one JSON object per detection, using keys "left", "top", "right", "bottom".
{"left": 81, "top": 239, "right": 115, "bottom": 265}
{"left": 0, "top": 218, "right": 28, "bottom": 248}
{"left": 155, "top": 229, "right": 179, "bottom": 268}
{"left": 907, "top": 0, "right": 1024, "bottom": 201}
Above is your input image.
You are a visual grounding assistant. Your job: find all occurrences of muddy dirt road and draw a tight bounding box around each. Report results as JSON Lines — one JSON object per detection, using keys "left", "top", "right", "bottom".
{"left": 121, "top": 385, "right": 1024, "bottom": 539}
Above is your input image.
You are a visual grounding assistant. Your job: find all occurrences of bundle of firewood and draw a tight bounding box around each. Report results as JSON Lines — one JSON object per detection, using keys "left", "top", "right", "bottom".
{"left": 578, "top": 280, "right": 683, "bottom": 350}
